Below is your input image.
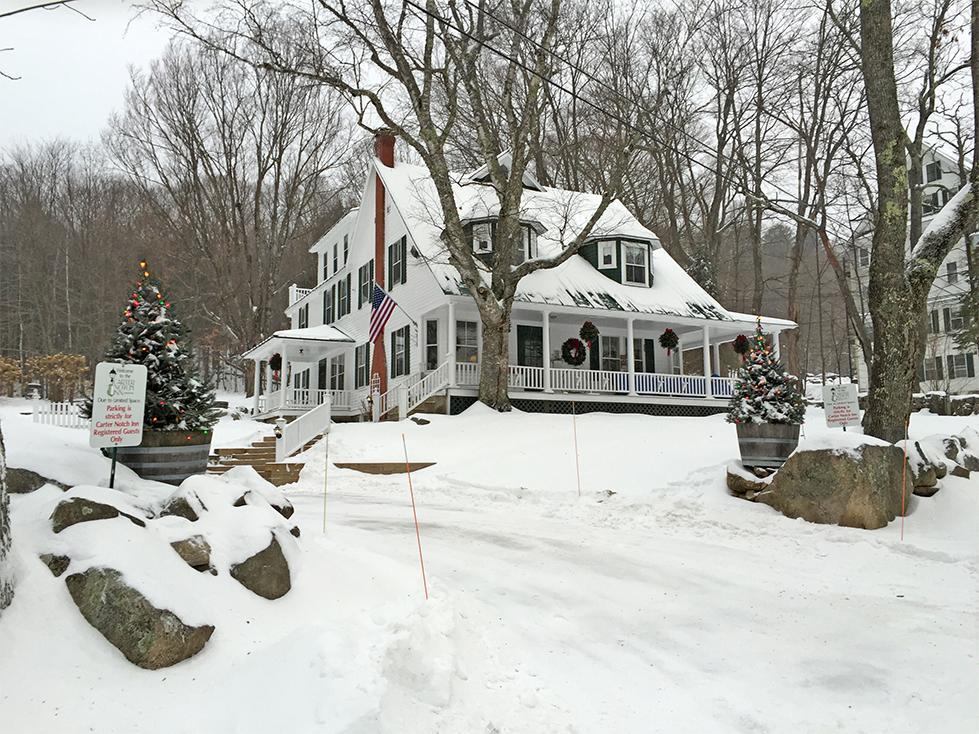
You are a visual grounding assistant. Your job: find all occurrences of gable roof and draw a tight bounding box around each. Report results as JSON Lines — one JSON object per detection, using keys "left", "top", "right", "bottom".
{"left": 375, "top": 161, "right": 733, "bottom": 322}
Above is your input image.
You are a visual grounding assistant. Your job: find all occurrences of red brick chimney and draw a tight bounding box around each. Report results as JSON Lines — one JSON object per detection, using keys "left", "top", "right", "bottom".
{"left": 374, "top": 128, "right": 395, "bottom": 168}
{"left": 370, "top": 129, "right": 395, "bottom": 395}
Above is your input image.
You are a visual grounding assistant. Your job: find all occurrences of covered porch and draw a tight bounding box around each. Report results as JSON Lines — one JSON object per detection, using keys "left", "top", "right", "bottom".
{"left": 415, "top": 299, "right": 791, "bottom": 406}
{"left": 242, "top": 324, "right": 363, "bottom": 420}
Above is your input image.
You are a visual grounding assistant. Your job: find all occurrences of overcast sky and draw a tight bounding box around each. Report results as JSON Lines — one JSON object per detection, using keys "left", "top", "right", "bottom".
{"left": 1, "top": 0, "right": 172, "bottom": 149}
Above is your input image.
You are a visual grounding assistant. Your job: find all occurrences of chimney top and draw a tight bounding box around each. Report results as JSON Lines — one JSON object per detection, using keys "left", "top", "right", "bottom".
{"left": 374, "top": 128, "right": 395, "bottom": 168}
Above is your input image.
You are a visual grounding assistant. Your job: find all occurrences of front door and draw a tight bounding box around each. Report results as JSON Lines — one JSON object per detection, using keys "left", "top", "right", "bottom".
{"left": 516, "top": 325, "right": 543, "bottom": 367}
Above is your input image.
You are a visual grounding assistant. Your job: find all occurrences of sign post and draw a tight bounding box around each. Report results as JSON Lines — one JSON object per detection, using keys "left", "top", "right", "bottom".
{"left": 89, "top": 362, "right": 147, "bottom": 488}
{"left": 822, "top": 383, "right": 860, "bottom": 431}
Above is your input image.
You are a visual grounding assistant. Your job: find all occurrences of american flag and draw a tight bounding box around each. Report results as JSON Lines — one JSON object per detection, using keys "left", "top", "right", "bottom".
{"left": 369, "top": 283, "right": 397, "bottom": 343}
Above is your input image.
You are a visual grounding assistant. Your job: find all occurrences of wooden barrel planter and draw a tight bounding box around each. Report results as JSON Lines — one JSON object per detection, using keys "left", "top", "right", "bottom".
{"left": 116, "top": 431, "right": 213, "bottom": 485}
{"left": 735, "top": 423, "right": 800, "bottom": 469}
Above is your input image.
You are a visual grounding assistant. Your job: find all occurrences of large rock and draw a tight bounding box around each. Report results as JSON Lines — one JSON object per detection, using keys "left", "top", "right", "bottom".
{"left": 40, "top": 553, "right": 70, "bottom": 577}
{"left": 7, "top": 467, "right": 68, "bottom": 494}
{"left": 65, "top": 567, "right": 214, "bottom": 669}
{"left": 726, "top": 463, "right": 770, "bottom": 496}
{"left": 170, "top": 535, "right": 212, "bottom": 573}
{"left": 230, "top": 536, "right": 291, "bottom": 600}
{"left": 755, "top": 444, "right": 909, "bottom": 530}
{"left": 50, "top": 497, "right": 145, "bottom": 533}
{"left": 159, "top": 489, "right": 207, "bottom": 522}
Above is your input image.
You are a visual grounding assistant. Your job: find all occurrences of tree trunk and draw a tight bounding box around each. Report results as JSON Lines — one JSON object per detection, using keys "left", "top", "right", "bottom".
{"left": 478, "top": 308, "right": 512, "bottom": 412}
{"left": 0, "top": 423, "right": 13, "bottom": 613}
{"left": 859, "top": 0, "right": 914, "bottom": 443}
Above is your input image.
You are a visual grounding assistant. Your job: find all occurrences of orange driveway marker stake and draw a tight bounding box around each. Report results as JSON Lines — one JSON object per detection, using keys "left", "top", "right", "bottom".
{"left": 402, "top": 433, "right": 429, "bottom": 600}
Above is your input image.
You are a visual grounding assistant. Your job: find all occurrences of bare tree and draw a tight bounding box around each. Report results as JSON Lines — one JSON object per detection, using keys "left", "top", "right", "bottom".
{"left": 147, "top": 0, "right": 637, "bottom": 410}
{"left": 106, "top": 41, "right": 352, "bottom": 370}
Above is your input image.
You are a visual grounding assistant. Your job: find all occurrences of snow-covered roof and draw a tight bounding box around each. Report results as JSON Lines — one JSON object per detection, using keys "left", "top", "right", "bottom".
{"left": 242, "top": 324, "right": 354, "bottom": 359}
{"left": 308, "top": 209, "right": 360, "bottom": 254}
{"left": 727, "top": 311, "right": 797, "bottom": 329}
{"left": 376, "top": 161, "right": 737, "bottom": 322}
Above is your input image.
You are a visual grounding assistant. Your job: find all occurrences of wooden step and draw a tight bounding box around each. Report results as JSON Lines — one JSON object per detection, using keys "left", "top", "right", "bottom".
{"left": 334, "top": 462, "right": 435, "bottom": 475}
{"left": 214, "top": 447, "right": 276, "bottom": 457}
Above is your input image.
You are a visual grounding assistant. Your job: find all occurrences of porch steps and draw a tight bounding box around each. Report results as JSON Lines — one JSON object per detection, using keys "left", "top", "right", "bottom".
{"left": 206, "top": 434, "right": 322, "bottom": 487}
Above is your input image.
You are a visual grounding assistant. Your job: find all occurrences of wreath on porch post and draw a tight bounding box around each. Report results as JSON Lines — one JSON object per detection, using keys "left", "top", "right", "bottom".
{"left": 732, "top": 334, "right": 750, "bottom": 360}
{"left": 268, "top": 352, "right": 282, "bottom": 372}
{"left": 658, "top": 328, "right": 679, "bottom": 356}
{"left": 561, "top": 337, "right": 587, "bottom": 366}
{"left": 579, "top": 321, "right": 600, "bottom": 347}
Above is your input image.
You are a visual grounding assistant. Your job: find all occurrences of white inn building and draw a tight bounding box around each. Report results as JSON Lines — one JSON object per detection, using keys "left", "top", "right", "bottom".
{"left": 243, "top": 133, "right": 795, "bottom": 420}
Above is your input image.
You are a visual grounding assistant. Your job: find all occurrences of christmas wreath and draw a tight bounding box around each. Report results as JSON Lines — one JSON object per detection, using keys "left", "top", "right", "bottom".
{"left": 269, "top": 352, "right": 282, "bottom": 372}
{"left": 658, "top": 328, "right": 679, "bottom": 356}
{"left": 732, "top": 334, "right": 750, "bottom": 359}
{"left": 579, "top": 320, "right": 600, "bottom": 347}
{"left": 561, "top": 337, "right": 587, "bottom": 366}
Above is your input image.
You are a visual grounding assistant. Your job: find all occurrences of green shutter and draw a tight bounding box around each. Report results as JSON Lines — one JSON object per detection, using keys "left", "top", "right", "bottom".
{"left": 936, "top": 356, "right": 944, "bottom": 380}
{"left": 943, "top": 308, "right": 951, "bottom": 332}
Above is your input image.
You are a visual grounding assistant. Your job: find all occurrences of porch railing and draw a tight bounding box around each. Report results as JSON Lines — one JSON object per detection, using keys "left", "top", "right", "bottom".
{"left": 455, "top": 361, "right": 733, "bottom": 398}
{"left": 258, "top": 387, "right": 361, "bottom": 413}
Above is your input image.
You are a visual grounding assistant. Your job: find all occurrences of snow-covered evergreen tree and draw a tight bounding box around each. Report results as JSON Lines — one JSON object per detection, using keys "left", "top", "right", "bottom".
{"left": 92, "top": 261, "right": 220, "bottom": 432}
{"left": 727, "top": 319, "right": 805, "bottom": 425}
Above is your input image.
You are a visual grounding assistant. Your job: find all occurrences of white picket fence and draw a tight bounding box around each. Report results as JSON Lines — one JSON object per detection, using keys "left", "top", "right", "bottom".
{"left": 32, "top": 399, "right": 90, "bottom": 429}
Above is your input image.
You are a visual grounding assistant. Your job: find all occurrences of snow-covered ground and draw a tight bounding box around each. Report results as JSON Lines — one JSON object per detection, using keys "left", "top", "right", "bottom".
{"left": 0, "top": 398, "right": 976, "bottom": 733}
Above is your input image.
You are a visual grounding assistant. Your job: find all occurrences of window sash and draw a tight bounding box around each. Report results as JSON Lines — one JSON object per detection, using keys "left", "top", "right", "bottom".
{"left": 472, "top": 223, "right": 492, "bottom": 253}
{"left": 392, "top": 326, "right": 408, "bottom": 377}
{"left": 329, "top": 355, "right": 345, "bottom": 390}
{"left": 332, "top": 243, "right": 338, "bottom": 272}
{"left": 624, "top": 245, "right": 647, "bottom": 285}
{"left": 599, "top": 241, "right": 616, "bottom": 268}
{"left": 947, "top": 262, "right": 958, "bottom": 283}
{"left": 425, "top": 319, "right": 439, "bottom": 370}
{"left": 950, "top": 308, "right": 965, "bottom": 331}
{"left": 358, "top": 260, "right": 374, "bottom": 308}
{"left": 600, "top": 336, "right": 625, "bottom": 372}
{"left": 456, "top": 320, "right": 478, "bottom": 363}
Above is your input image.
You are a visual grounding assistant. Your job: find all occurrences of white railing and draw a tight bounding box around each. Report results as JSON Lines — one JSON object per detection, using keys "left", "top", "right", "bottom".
{"left": 635, "top": 373, "right": 707, "bottom": 396}
{"left": 710, "top": 376, "right": 735, "bottom": 398}
{"left": 288, "top": 284, "right": 313, "bottom": 306}
{"left": 259, "top": 388, "right": 360, "bottom": 414}
{"left": 33, "top": 400, "right": 89, "bottom": 429}
{"left": 508, "top": 364, "right": 544, "bottom": 390}
{"left": 550, "top": 368, "right": 629, "bottom": 394}
{"left": 407, "top": 362, "right": 450, "bottom": 409}
{"left": 276, "top": 395, "right": 331, "bottom": 463}
{"left": 456, "top": 362, "right": 480, "bottom": 386}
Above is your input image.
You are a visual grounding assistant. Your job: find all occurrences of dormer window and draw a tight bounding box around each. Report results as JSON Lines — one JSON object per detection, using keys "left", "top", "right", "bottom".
{"left": 598, "top": 241, "right": 616, "bottom": 269}
{"left": 516, "top": 226, "right": 538, "bottom": 264}
{"left": 623, "top": 243, "right": 648, "bottom": 285}
{"left": 473, "top": 223, "right": 493, "bottom": 253}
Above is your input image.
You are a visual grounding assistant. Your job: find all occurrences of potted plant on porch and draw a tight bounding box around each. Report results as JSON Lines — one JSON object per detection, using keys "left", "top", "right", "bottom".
{"left": 87, "top": 261, "right": 221, "bottom": 484}
{"left": 727, "top": 319, "right": 805, "bottom": 469}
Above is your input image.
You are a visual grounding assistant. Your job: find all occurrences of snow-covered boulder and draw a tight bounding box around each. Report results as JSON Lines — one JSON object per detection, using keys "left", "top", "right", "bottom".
{"left": 170, "top": 535, "right": 212, "bottom": 573}
{"left": 50, "top": 496, "right": 146, "bottom": 534}
{"left": 65, "top": 567, "right": 214, "bottom": 670}
{"left": 230, "top": 534, "right": 291, "bottom": 600}
{"left": 159, "top": 487, "right": 208, "bottom": 522}
{"left": 6, "top": 467, "right": 67, "bottom": 494}
{"left": 754, "top": 435, "right": 909, "bottom": 530}
{"left": 725, "top": 462, "right": 772, "bottom": 497}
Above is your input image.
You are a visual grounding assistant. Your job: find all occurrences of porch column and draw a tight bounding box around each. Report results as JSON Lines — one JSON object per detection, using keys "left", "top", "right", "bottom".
{"left": 447, "top": 301, "right": 457, "bottom": 387}
{"left": 626, "top": 317, "right": 636, "bottom": 395}
{"left": 677, "top": 337, "right": 684, "bottom": 374}
{"left": 702, "top": 325, "right": 712, "bottom": 398}
{"left": 713, "top": 343, "right": 721, "bottom": 375}
{"left": 542, "top": 309, "right": 552, "bottom": 393}
{"left": 251, "top": 358, "right": 261, "bottom": 413}
{"left": 265, "top": 360, "right": 273, "bottom": 397}
{"left": 771, "top": 331, "right": 781, "bottom": 360}
{"left": 310, "top": 355, "right": 321, "bottom": 400}
{"left": 280, "top": 351, "right": 290, "bottom": 409}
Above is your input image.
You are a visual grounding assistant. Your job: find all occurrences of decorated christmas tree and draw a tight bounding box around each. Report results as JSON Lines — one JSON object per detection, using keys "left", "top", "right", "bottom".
{"left": 90, "top": 261, "right": 220, "bottom": 432}
{"left": 727, "top": 318, "right": 805, "bottom": 425}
